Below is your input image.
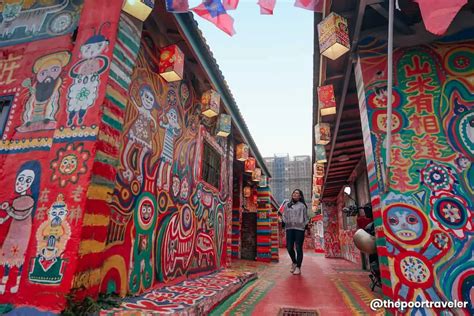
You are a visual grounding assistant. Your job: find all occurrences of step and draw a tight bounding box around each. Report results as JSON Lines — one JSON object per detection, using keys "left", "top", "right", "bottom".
{"left": 101, "top": 269, "right": 258, "bottom": 315}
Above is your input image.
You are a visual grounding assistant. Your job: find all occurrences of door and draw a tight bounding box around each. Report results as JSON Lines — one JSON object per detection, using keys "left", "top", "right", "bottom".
{"left": 241, "top": 212, "right": 257, "bottom": 260}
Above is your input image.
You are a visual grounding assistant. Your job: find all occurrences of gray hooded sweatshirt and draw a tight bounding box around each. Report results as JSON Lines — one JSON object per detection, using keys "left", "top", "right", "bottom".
{"left": 282, "top": 201, "right": 309, "bottom": 231}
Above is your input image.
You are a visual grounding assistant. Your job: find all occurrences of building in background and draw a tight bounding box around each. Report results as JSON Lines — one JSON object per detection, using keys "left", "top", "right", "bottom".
{"left": 264, "top": 154, "right": 311, "bottom": 205}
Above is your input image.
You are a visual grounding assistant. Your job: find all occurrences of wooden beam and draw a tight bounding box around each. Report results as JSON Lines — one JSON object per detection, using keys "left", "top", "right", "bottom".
{"left": 334, "top": 139, "right": 363, "bottom": 148}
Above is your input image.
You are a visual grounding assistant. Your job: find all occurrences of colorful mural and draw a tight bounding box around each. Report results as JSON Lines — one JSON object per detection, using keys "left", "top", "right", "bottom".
{"left": 356, "top": 35, "right": 474, "bottom": 314}
{"left": 97, "top": 29, "right": 233, "bottom": 298}
{"left": 0, "top": 0, "right": 120, "bottom": 311}
{"left": 323, "top": 201, "right": 341, "bottom": 258}
{"left": 0, "top": 0, "right": 84, "bottom": 48}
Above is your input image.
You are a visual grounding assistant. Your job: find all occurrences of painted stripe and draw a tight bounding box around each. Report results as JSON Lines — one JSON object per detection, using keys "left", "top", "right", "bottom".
{"left": 106, "top": 86, "right": 127, "bottom": 108}
{"left": 78, "top": 240, "right": 105, "bottom": 256}
{"left": 102, "top": 112, "right": 123, "bottom": 130}
{"left": 73, "top": 268, "right": 102, "bottom": 288}
{"left": 87, "top": 183, "right": 114, "bottom": 201}
{"left": 82, "top": 214, "right": 110, "bottom": 226}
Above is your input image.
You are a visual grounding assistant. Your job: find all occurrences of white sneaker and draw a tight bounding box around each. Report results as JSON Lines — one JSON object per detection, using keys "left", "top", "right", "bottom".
{"left": 290, "top": 263, "right": 297, "bottom": 273}
{"left": 293, "top": 267, "right": 301, "bottom": 275}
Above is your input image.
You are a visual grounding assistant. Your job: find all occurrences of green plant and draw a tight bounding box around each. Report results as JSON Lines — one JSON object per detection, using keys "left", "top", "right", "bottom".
{"left": 62, "top": 292, "right": 122, "bottom": 316}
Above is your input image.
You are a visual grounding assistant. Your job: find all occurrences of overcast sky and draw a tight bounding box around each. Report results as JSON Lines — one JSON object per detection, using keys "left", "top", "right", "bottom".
{"left": 196, "top": 2, "right": 314, "bottom": 158}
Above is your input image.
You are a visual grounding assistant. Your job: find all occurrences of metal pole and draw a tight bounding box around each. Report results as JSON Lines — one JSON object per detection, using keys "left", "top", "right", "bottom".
{"left": 385, "top": 0, "right": 394, "bottom": 192}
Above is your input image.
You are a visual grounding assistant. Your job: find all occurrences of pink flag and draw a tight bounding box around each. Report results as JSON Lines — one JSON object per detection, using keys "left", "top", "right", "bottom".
{"left": 223, "top": 0, "right": 239, "bottom": 10}
{"left": 166, "top": 0, "right": 190, "bottom": 12}
{"left": 294, "top": 0, "right": 325, "bottom": 12}
{"left": 258, "top": 0, "right": 276, "bottom": 15}
{"left": 192, "top": 0, "right": 236, "bottom": 36}
{"left": 414, "top": 0, "right": 467, "bottom": 35}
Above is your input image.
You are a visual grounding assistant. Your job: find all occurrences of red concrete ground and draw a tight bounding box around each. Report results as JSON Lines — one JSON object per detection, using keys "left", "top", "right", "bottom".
{"left": 212, "top": 249, "right": 384, "bottom": 316}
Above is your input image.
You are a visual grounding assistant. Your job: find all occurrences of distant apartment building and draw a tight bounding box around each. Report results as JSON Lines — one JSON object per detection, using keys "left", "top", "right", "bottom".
{"left": 264, "top": 154, "right": 312, "bottom": 205}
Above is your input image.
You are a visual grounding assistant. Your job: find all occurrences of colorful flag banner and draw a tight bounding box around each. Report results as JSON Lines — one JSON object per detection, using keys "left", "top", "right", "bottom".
{"left": 294, "top": 0, "right": 326, "bottom": 12}
{"left": 192, "top": 0, "right": 236, "bottom": 36}
{"left": 414, "top": 0, "right": 466, "bottom": 35}
{"left": 258, "top": 0, "right": 276, "bottom": 15}
{"left": 223, "top": 0, "right": 239, "bottom": 10}
{"left": 166, "top": 0, "right": 190, "bottom": 12}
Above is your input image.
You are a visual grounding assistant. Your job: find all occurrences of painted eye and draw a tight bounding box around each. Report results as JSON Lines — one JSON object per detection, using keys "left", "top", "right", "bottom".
{"left": 406, "top": 215, "right": 419, "bottom": 225}
{"left": 388, "top": 216, "right": 399, "bottom": 226}
{"left": 26, "top": 177, "right": 32, "bottom": 184}
{"left": 18, "top": 176, "right": 24, "bottom": 182}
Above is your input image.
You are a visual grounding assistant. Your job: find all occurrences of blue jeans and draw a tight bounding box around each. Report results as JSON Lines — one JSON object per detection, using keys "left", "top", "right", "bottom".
{"left": 286, "top": 229, "right": 305, "bottom": 268}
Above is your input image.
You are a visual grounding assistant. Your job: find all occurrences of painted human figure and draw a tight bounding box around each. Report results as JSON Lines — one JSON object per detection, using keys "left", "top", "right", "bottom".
{"left": 17, "top": 51, "right": 71, "bottom": 132}
{"left": 29, "top": 194, "right": 71, "bottom": 284}
{"left": 157, "top": 107, "right": 181, "bottom": 191}
{"left": 0, "top": 161, "right": 41, "bottom": 294}
{"left": 122, "top": 85, "right": 158, "bottom": 182}
{"left": 129, "top": 193, "right": 157, "bottom": 293}
{"left": 67, "top": 23, "right": 110, "bottom": 126}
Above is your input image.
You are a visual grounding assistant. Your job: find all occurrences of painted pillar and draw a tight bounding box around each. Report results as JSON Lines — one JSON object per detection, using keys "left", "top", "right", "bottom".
{"left": 256, "top": 186, "right": 272, "bottom": 262}
{"left": 355, "top": 34, "right": 474, "bottom": 314}
{"left": 322, "top": 201, "right": 341, "bottom": 258}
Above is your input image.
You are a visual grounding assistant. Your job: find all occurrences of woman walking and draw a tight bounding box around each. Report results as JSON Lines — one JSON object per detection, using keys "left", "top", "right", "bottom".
{"left": 282, "top": 189, "right": 309, "bottom": 275}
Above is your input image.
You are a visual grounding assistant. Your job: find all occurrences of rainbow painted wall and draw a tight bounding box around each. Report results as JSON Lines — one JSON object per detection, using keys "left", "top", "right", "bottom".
{"left": 355, "top": 31, "right": 474, "bottom": 315}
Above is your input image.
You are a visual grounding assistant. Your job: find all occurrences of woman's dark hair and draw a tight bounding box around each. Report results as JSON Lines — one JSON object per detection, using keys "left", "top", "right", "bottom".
{"left": 287, "top": 189, "right": 307, "bottom": 209}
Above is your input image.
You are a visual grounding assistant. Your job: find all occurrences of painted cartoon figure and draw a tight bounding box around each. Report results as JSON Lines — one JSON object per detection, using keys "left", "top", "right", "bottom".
{"left": 29, "top": 194, "right": 71, "bottom": 284}
{"left": 129, "top": 192, "right": 157, "bottom": 294}
{"left": 122, "top": 84, "right": 158, "bottom": 182}
{"left": 0, "top": 161, "right": 41, "bottom": 294}
{"left": 67, "top": 22, "right": 110, "bottom": 126}
{"left": 157, "top": 107, "right": 181, "bottom": 191}
{"left": 17, "top": 51, "right": 71, "bottom": 132}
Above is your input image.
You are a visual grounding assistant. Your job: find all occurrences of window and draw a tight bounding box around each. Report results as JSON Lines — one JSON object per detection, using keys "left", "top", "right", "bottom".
{"left": 0, "top": 95, "right": 13, "bottom": 137}
{"left": 202, "top": 141, "right": 221, "bottom": 189}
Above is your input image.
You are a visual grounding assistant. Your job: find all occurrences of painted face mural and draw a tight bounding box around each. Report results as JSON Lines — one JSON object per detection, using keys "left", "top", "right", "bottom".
{"left": 384, "top": 204, "right": 427, "bottom": 245}
{"left": 50, "top": 143, "right": 90, "bottom": 187}
{"left": 0, "top": 161, "right": 41, "bottom": 294}
{"left": 17, "top": 51, "right": 71, "bottom": 132}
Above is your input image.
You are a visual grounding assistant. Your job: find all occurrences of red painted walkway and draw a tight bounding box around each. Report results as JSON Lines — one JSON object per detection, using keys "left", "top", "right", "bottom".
{"left": 212, "top": 249, "right": 384, "bottom": 315}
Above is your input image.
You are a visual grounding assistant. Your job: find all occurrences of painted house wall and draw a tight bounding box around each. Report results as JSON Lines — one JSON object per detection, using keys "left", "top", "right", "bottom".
{"left": 0, "top": 0, "right": 124, "bottom": 311}
{"left": 355, "top": 33, "right": 474, "bottom": 314}
{"left": 337, "top": 191, "right": 360, "bottom": 264}
{"left": 94, "top": 28, "right": 234, "bottom": 297}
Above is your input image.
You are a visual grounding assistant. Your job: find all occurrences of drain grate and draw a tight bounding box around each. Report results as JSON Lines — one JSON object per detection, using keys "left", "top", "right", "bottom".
{"left": 278, "top": 307, "right": 319, "bottom": 316}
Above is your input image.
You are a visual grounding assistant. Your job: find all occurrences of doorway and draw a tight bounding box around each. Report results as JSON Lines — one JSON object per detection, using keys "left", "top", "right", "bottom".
{"left": 241, "top": 212, "right": 257, "bottom": 260}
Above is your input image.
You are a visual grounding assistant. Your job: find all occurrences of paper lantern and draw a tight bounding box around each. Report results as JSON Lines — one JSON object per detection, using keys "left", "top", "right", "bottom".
{"left": 315, "top": 145, "right": 327, "bottom": 163}
{"left": 258, "top": 175, "right": 268, "bottom": 187}
{"left": 317, "top": 85, "right": 336, "bottom": 116}
{"left": 236, "top": 143, "right": 249, "bottom": 161}
{"left": 159, "top": 44, "right": 184, "bottom": 82}
{"left": 252, "top": 168, "right": 262, "bottom": 182}
{"left": 315, "top": 123, "right": 331, "bottom": 145}
{"left": 314, "top": 163, "right": 325, "bottom": 178}
{"left": 216, "top": 114, "right": 231, "bottom": 137}
{"left": 243, "top": 186, "right": 251, "bottom": 197}
{"left": 122, "top": 0, "right": 155, "bottom": 21}
{"left": 245, "top": 157, "right": 256, "bottom": 173}
{"left": 317, "top": 12, "right": 350, "bottom": 60}
{"left": 313, "top": 176, "right": 323, "bottom": 187}
{"left": 201, "top": 89, "right": 220, "bottom": 117}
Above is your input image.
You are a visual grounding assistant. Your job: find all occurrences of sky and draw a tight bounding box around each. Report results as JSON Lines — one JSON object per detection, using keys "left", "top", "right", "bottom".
{"left": 195, "top": 2, "right": 314, "bottom": 158}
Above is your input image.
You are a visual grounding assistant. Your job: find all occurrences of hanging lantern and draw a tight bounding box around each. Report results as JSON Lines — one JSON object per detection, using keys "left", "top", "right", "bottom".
{"left": 236, "top": 143, "right": 249, "bottom": 161}
{"left": 122, "top": 0, "right": 155, "bottom": 21}
{"left": 315, "top": 123, "right": 331, "bottom": 145}
{"left": 317, "top": 85, "right": 336, "bottom": 116}
{"left": 216, "top": 114, "right": 231, "bottom": 137}
{"left": 252, "top": 168, "right": 262, "bottom": 182}
{"left": 258, "top": 175, "right": 268, "bottom": 187}
{"left": 245, "top": 157, "right": 256, "bottom": 173}
{"left": 158, "top": 44, "right": 184, "bottom": 82}
{"left": 317, "top": 12, "right": 350, "bottom": 60}
{"left": 315, "top": 145, "right": 327, "bottom": 163}
{"left": 314, "top": 163, "right": 325, "bottom": 178}
{"left": 201, "top": 89, "right": 220, "bottom": 117}
{"left": 243, "top": 186, "right": 252, "bottom": 198}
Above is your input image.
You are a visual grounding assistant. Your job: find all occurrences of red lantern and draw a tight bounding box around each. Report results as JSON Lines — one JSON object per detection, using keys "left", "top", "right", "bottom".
{"left": 201, "top": 89, "right": 220, "bottom": 117}
{"left": 159, "top": 44, "right": 184, "bottom": 82}
{"left": 252, "top": 168, "right": 262, "bottom": 182}
{"left": 243, "top": 186, "right": 251, "bottom": 197}
{"left": 245, "top": 157, "right": 256, "bottom": 173}
{"left": 317, "top": 12, "right": 350, "bottom": 60}
{"left": 317, "top": 85, "right": 336, "bottom": 116}
{"left": 236, "top": 143, "right": 249, "bottom": 161}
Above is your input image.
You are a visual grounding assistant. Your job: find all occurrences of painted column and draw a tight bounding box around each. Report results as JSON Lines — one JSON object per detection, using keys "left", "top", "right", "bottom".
{"left": 256, "top": 186, "right": 272, "bottom": 262}
{"left": 355, "top": 35, "right": 474, "bottom": 314}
